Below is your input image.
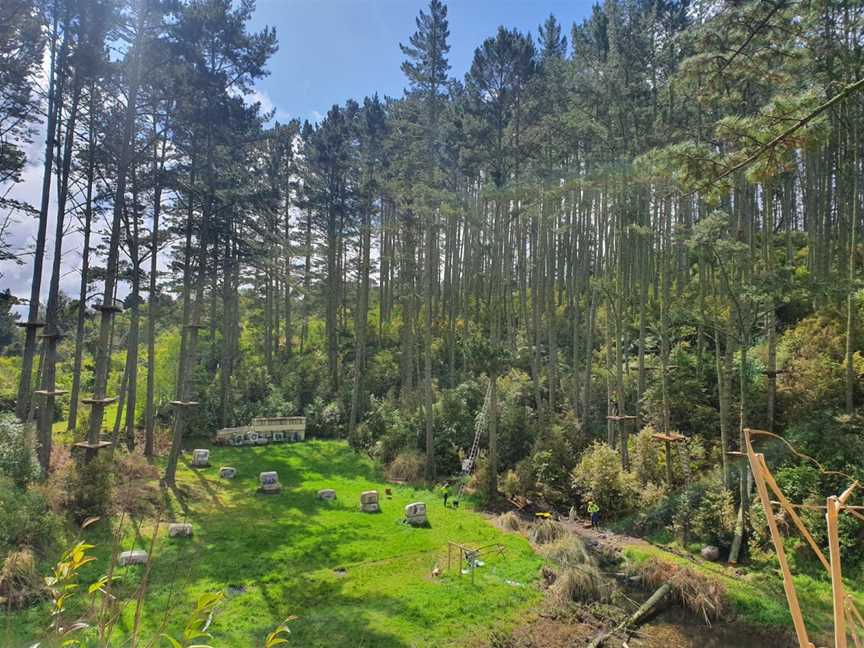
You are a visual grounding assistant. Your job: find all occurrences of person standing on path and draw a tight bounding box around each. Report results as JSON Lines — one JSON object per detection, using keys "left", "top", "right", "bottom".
{"left": 441, "top": 482, "right": 450, "bottom": 508}
{"left": 587, "top": 500, "right": 600, "bottom": 527}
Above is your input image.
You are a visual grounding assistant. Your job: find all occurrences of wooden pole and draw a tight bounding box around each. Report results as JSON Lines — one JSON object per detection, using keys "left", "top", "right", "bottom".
{"left": 828, "top": 495, "right": 848, "bottom": 648}
{"left": 760, "top": 455, "right": 830, "bottom": 572}
{"left": 748, "top": 449, "right": 812, "bottom": 648}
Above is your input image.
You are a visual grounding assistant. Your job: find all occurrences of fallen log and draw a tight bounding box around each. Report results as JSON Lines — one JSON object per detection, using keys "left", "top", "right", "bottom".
{"left": 587, "top": 582, "right": 672, "bottom": 648}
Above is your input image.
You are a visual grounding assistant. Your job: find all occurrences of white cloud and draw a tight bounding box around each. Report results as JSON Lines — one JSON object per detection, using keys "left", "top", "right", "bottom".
{"left": 245, "top": 86, "right": 292, "bottom": 124}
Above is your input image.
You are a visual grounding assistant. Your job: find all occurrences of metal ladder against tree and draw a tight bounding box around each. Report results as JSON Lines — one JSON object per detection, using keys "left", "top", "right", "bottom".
{"left": 457, "top": 382, "right": 492, "bottom": 499}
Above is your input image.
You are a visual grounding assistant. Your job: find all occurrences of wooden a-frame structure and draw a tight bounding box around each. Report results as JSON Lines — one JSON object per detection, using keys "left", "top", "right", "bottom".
{"left": 745, "top": 428, "right": 864, "bottom": 648}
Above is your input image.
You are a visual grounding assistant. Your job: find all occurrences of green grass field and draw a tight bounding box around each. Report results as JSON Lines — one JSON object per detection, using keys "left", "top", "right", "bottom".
{"left": 3, "top": 440, "right": 543, "bottom": 648}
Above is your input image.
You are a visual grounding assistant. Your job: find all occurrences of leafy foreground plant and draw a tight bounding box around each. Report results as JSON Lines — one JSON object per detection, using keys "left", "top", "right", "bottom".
{"left": 29, "top": 519, "right": 295, "bottom": 648}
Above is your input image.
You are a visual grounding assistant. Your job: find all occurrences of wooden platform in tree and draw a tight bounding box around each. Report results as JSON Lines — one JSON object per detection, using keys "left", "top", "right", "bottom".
{"left": 607, "top": 415, "right": 638, "bottom": 422}
{"left": 651, "top": 432, "right": 686, "bottom": 443}
{"left": 169, "top": 400, "right": 200, "bottom": 407}
{"left": 81, "top": 396, "right": 119, "bottom": 406}
{"left": 94, "top": 303, "right": 124, "bottom": 313}
{"left": 15, "top": 320, "right": 45, "bottom": 328}
{"left": 72, "top": 440, "right": 113, "bottom": 450}
{"left": 184, "top": 322, "right": 207, "bottom": 329}
{"left": 34, "top": 389, "right": 69, "bottom": 397}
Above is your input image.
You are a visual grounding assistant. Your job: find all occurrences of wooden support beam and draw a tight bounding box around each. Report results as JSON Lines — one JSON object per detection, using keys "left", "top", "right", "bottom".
{"left": 748, "top": 448, "right": 812, "bottom": 648}
{"left": 828, "top": 495, "right": 848, "bottom": 648}
{"left": 839, "top": 482, "right": 859, "bottom": 507}
{"left": 760, "top": 455, "right": 830, "bottom": 572}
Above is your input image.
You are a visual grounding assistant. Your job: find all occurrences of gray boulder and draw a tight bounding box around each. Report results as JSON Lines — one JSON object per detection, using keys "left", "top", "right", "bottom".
{"left": 118, "top": 549, "right": 148, "bottom": 566}
{"left": 168, "top": 523, "right": 193, "bottom": 538}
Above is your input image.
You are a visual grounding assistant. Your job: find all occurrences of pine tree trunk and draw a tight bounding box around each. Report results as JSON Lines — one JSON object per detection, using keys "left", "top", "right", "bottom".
{"left": 144, "top": 127, "right": 167, "bottom": 458}
{"left": 86, "top": 11, "right": 145, "bottom": 458}
{"left": 36, "top": 65, "right": 82, "bottom": 472}
{"left": 17, "top": 11, "right": 62, "bottom": 421}
{"left": 846, "top": 129, "right": 859, "bottom": 415}
{"left": 68, "top": 82, "right": 97, "bottom": 434}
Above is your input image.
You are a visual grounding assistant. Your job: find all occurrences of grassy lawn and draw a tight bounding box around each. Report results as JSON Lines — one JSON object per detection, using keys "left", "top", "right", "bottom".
{"left": 3, "top": 440, "right": 543, "bottom": 648}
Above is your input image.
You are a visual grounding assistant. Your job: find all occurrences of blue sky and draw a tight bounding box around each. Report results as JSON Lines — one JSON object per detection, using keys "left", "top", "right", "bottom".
{"left": 247, "top": 0, "right": 595, "bottom": 124}
{"left": 0, "top": 0, "right": 596, "bottom": 305}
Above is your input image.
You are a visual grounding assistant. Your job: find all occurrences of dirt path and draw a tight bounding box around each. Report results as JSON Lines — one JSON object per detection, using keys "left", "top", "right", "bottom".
{"left": 559, "top": 516, "right": 653, "bottom": 551}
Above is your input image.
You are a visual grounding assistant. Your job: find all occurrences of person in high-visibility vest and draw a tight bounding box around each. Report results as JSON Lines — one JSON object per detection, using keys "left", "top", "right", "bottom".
{"left": 587, "top": 501, "right": 600, "bottom": 527}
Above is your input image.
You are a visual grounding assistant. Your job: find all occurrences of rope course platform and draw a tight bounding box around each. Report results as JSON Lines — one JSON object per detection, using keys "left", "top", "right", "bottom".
{"left": 651, "top": 432, "right": 686, "bottom": 443}
{"left": 81, "top": 396, "right": 119, "bottom": 406}
{"left": 33, "top": 390, "right": 69, "bottom": 397}
{"left": 72, "top": 440, "right": 113, "bottom": 451}
{"left": 94, "top": 303, "right": 124, "bottom": 313}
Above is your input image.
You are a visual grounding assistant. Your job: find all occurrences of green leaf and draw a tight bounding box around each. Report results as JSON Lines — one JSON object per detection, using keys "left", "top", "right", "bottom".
{"left": 160, "top": 634, "right": 183, "bottom": 648}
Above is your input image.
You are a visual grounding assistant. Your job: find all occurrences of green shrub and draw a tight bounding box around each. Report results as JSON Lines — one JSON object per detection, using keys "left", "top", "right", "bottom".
{"left": 774, "top": 464, "right": 822, "bottom": 503}
{"left": 352, "top": 398, "right": 412, "bottom": 463}
{"left": 305, "top": 398, "right": 344, "bottom": 438}
{"left": 571, "top": 441, "right": 639, "bottom": 517}
{"left": 672, "top": 481, "right": 708, "bottom": 542}
{"left": 500, "top": 469, "right": 521, "bottom": 501}
{"left": 66, "top": 455, "right": 113, "bottom": 524}
{"left": 0, "top": 412, "right": 39, "bottom": 486}
{"left": 0, "top": 476, "right": 58, "bottom": 557}
{"left": 630, "top": 425, "right": 663, "bottom": 486}
{"left": 638, "top": 481, "right": 667, "bottom": 509}
{"left": 386, "top": 451, "right": 425, "bottom": 483}
{"left": 0, "top": 547, "right": 43, "bottom": 608}
{"left": 691, "top": 484, "right": 737, "bottom": 550}
{"left": 528, "top": 426, "right": 576, "bottom": 507}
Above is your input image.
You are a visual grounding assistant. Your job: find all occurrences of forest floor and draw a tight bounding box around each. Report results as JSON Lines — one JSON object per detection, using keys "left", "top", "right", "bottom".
{"left": 2, "top": 440, "right": 543, "bottom": 647}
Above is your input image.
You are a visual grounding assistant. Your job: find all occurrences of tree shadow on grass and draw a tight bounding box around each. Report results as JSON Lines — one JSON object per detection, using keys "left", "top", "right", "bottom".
{"left": 188, "top": 465, "right": 226, "bottom": 512}
{"left": 126, "top": 441, "right": 523, "bottom": 646}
